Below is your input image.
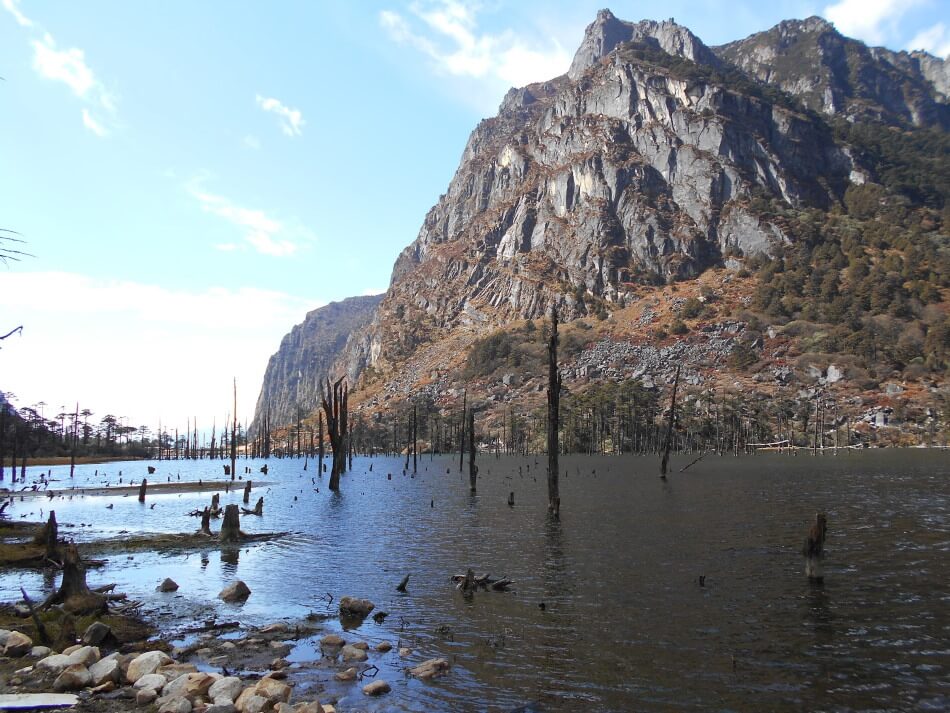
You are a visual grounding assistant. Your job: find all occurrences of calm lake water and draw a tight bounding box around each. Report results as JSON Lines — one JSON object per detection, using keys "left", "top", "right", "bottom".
{"left": 2, "top": 451, "right": 948, "bottom": 712}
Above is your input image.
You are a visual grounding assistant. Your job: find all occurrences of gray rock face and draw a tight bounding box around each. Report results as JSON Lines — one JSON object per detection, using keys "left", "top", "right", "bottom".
{"left": 715, "top": 17, "right": 949, "bottom": 127}
{"left": 250, "top": 294, "right": 382, "bottom": 433}
{"left": 354, "top": 10, "right": 865, "bottom": 375}
{"left": 568, "top": 10, "right": 721, "bottom": 80}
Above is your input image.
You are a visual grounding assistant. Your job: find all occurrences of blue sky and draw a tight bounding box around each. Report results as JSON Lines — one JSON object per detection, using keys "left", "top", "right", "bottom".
{"left": 1, "top": 0, "right": 947, "bottom": 432}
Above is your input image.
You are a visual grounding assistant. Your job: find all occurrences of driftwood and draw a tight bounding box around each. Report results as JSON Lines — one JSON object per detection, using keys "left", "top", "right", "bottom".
{"left": 19, "top": 587, "right": 50, "bottom": 644}
{"left": 241, "top": 497, "right": 263, "bottom": 516}
{"left": 679, "top": 451, "right": 711, "bottom": 473}
{"left": 452, "top": 571, "right": 513, "bottom": 592}
{"left": 396, "top": 574, "right": 410, "bottom": 593}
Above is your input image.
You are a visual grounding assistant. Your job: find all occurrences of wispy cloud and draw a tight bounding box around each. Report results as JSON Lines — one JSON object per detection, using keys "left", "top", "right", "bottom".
{"left": 242, "top": 134, "right": 262, "bottom": 150}
{"left": 30, "top": 32, "right": 117, "bottom": 136}
{"left": 81, "top": 108, "right": 107, "bottom": 137}
{"left": 823, "top": 0, "right": 927, "bottom": 46}
{"left": 907, "top": 22, "right": 950, "bottom": 57}
{"left": 187, "top": 178, "right": 314, "bottom": 257}
{"left": 2, "top": 0, "right": 33, "bottom": 27}
{"left": 255, "top": 95, "right": 304, "bottom": 137}
{"left": 379, "top": 0, "right": 570, "bottom": 90}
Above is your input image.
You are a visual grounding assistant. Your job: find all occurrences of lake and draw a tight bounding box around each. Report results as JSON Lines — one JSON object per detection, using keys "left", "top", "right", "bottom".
{"left": 1, "top": 450, "right": 948, "bottom": 712}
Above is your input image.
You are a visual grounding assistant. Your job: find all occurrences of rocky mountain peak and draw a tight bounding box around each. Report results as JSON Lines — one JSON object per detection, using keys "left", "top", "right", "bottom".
{"left": 568, "top": 9, "right": 719, "bottom": 80}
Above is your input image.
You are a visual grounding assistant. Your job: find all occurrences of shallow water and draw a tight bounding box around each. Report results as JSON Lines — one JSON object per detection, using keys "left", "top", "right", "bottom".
{"left": 1, "top": 451, "right": 948, "bottom": 712}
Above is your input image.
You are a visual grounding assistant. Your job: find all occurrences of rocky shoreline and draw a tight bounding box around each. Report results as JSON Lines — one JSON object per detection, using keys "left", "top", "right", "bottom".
{"left": 0, "top": 598, "right": 450, "bottom": 712}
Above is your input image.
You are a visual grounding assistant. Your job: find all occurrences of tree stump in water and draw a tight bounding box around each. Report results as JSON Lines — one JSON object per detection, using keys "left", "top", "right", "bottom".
{"left": 210, "top": 493, "right": 220, "bottom": 516}
{"left": 42, "top": 544, "right": 106, "bottom": 614}
{"left": 803, "top": 513, "right": 828, "bottom": 581}
{"left": 34, "top": 511, "right": 60, "bottom": 563}
{"left": 220, "top": 504, "right": 243, "bottom": 543}
{"left": 223, "top": 465, "right": 231, "bottom": 476}
{"left": 138, "top": 479, "right": 147, "bottom": 503}
{"left": 242, "top": 497, "right": 263, "bottom": 516}
{"left": 200, "top": 507, "right": 212, "bottom": 536}
{"left": 147, "top": 466, "right": 156, "bottom": 474}
{"left": 243, "top": 481, "right": 252, "bottom": 504}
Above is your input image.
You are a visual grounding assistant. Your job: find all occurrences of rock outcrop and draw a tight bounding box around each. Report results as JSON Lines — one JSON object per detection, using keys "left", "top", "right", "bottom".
{"left": 251, "top": 294, "right": 381, "bottom": 431}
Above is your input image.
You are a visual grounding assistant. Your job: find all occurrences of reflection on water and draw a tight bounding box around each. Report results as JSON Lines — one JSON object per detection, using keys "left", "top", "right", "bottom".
{"left": 1, "top": 451, "right": 949, "bottom": 712}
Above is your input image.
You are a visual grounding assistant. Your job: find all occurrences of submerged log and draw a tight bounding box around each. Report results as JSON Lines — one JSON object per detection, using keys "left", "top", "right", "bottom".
{"left": 396, "top": 574, "right": 410, "bottom": 593}
{"left": 451, "top": 571, "right": 514, "bottom": 592}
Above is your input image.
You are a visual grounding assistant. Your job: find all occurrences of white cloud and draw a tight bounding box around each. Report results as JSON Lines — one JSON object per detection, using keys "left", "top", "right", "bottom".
{"left": 81, "top": 108, "right": 108, "bottom": 137}
{"left": 823, "top": 0, "right": 926, "bottom": 45}
{"left": 188, "top": 179, "right": 314, "bottom": 257}
{"left": 380, "top": 0, "right": 570, "bottom": 90}
{"left": 0, "top": 271, "right": 318, "bottom": 428}
{"left": 255, "top": 95, "right": 304, "bottom": 137}
{"left": 907, "top": 22, "right": 950, "bottom": 57}
{"left": 242, "top": 134, "right": 261, "bottom": 150}
{"left": 2, "top": 0, "right": 33, "bottom": 27}
{"left": 31, "top": 32, "right": 117, "bottom": 135}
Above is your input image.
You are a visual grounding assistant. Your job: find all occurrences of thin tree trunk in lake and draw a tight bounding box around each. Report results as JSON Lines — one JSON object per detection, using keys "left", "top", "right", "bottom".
{"left": 231, "top": 379, "right": 238, "bottom": 482}
{"left": 660, "top": 365, "right": 681, "bottom": 479}
{"left": 459, "top": 389, "right": 466, "bottom": 473}
{"left": 468, "top": 409, "right": 477, "bottom": 494}
{"left": 138, "top": 479, "right": 147, "bottom": 503}
{"left": 547, "top": 306, "right": 561, "bottom": 518}
{"left": 412, "top": 405, "right": 418, "bottom": 474}
{"left": 318, "top": 411, "right": 324, "bottom": 474}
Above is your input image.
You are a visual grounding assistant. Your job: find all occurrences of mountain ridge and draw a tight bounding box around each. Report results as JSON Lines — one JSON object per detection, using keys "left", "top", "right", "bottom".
{"left": 252, "top": 9, "right": 949, "bottom": 446}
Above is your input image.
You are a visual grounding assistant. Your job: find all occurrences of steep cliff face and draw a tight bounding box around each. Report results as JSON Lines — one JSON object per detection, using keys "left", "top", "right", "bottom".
{"left": 358, "top": 10, "right": 869, "bottom": 376}
{"left": 715, "top": 17, "right": 949, "bottom": 128}
{"left": 250, "top": 294, "right": 381, "bottom": 431}
{"left": 260, "top": 9, "right": 948, "bottom": 424}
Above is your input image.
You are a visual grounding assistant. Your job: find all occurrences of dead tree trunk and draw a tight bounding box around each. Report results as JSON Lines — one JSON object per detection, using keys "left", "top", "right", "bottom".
{"left": 230, "top": 379, "right": 238, "bottom": 483}
{"left": 318, "top": 412, "right": 324, "bottom": 474}
{"left": 468, "top": 410, "right": 477, "bottom": 494}
{"left": 44, "top": 511, "right": 58, "bottom": 562}
{"left": 243, "top": 480, "right": 252, "bottom": 504}
{"left": 200, "top": 507, "right": 212, "bottom": 535}
{"left": 547, "top": 307, "right": 561, "bottom": 518}
{"left": 660, "top": 365, "right": 681, "bottom": 479}
{"left": 42, "top": 544, "right": 105, "bottom": 614}
{"left": 459, "top": 390, "right": 466, "bottom": 473}
{"left": 138, "top": 479, "right": 147, "bottom": 503}
{"left": 220, "top": 504, "right": 243, "bottom": 543}
{"left": 321, "top": 376, "right": 348, "bottom": 492}
{"left": 803, "top": 513, "right": 828, "bottom": 581}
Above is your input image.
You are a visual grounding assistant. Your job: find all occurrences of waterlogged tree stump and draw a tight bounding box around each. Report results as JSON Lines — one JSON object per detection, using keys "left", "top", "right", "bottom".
{"left": 803, "top": 513, "right": 828, "bottom": 581}
{"left": 243, "top": 481, "right": 252, "bottom": 504}
{"left": 219, "top": 504, "right": 244, "bottom": 544}
{"left": 138, "top": 479, "right": 147, "bottom": 504}
{"left": 199, "top": 507, "right": 212, "bottom": 536}
{"left": 42, "top": 544, "right": 106, "bottom": 615}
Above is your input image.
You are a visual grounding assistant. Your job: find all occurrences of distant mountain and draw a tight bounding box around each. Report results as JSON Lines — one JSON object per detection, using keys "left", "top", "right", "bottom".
{"left": 256, "top": 9, "right": 949, "bottom": 445}
{"left": 250, "top": 294, "right": 381, "bottom": 433}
